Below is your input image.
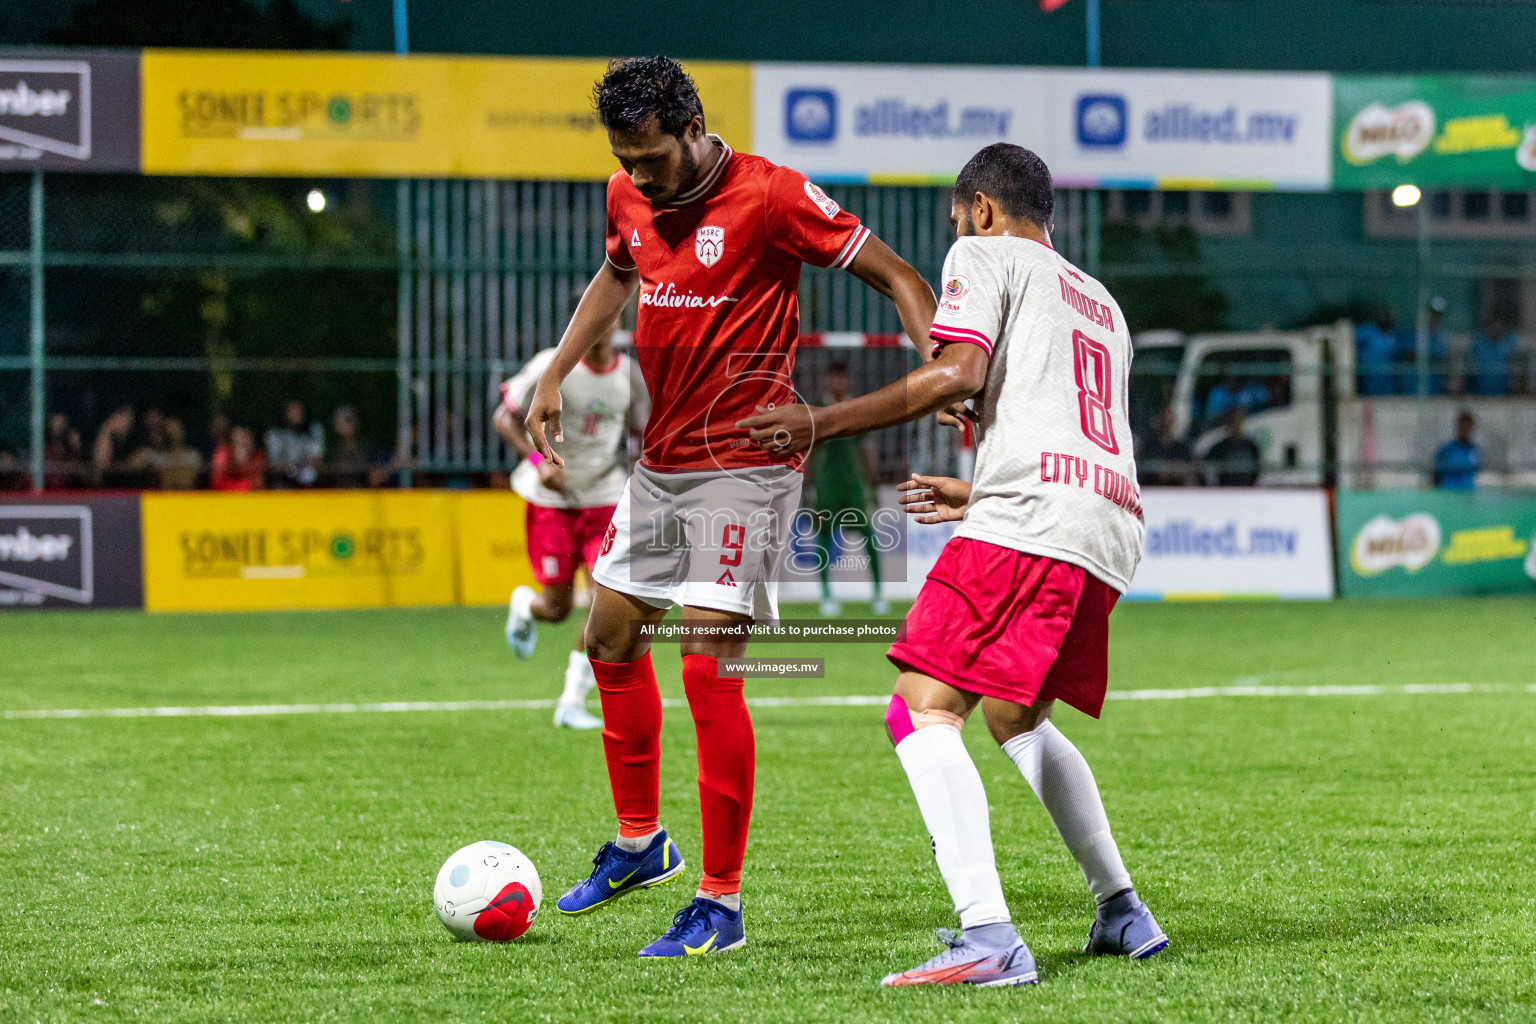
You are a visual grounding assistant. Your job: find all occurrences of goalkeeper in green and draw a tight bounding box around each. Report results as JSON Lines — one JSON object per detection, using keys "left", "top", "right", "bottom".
{"left": 810, "top": 362, "right": 889, "bottom": 616}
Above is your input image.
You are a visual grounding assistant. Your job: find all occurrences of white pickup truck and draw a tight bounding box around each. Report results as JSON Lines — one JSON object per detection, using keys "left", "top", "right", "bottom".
{"left": 1132, "top": 322, "right": 1536, "bottom": 489}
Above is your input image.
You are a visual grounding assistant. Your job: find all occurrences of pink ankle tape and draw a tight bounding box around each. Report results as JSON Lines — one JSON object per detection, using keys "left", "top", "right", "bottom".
{"left": 885, "top": 694, "right": 915, "bottom": 747}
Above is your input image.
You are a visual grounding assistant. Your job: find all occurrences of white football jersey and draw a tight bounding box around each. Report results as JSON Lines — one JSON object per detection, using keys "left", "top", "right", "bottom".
{"left": 932, "top": 235, "right": 1144, "bottom": 591}
{"left": 502, "top": 348, "right": 645, "bottom": 509}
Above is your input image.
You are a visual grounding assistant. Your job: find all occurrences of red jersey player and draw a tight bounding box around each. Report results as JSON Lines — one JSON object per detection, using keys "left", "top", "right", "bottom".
{"left": 742, "top": 144, "right": 1166, "bottom": 986}
{"left": 523, "top": 56, "right": 937, "bottom": 958}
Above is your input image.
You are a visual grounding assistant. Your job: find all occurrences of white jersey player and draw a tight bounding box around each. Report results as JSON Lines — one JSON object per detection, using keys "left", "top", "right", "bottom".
{"left": 495, "top": 317, "right": 645, "bottom": 729}
{"left": 741, "top": 143, "right": 1167, "bottom": 986}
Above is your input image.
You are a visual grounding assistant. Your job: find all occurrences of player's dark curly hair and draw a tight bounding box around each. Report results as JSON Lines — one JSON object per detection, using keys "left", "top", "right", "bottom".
{"left": 593, "top": 56, "right": 704, "bottom": 138}
{"left": 954, "top": 143, "right": 1054, "bottom": 229}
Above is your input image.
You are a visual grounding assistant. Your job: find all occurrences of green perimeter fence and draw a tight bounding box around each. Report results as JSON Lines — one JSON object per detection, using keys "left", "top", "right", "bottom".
{"left": 1, "top": 173, "right": 1533, "bottom": 491}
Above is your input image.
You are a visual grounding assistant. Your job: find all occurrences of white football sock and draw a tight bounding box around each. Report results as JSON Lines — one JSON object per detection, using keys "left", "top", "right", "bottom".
{"left": 894, "top": 725, "right": 1011, "bottom": 929}
{"left": 698, "top": 889, "right": 741, "bottom": 912}
{"left": 560, "top": 650, "right": 593, "bottom": 705}
{"left": 614, "top": 828, "right": 661, "bottom": 853}
{"left": 1001, "top": 720, "right": 1132, "bottom": 903}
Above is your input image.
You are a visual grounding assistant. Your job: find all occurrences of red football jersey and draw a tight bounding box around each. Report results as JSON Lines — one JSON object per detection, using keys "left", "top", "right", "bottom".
{"left": 605, "top": 136, "right": 870, "bottom": 472}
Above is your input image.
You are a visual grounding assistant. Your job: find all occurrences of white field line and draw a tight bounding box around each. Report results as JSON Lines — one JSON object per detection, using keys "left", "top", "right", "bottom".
{"left": 1, "top": 684, "right": 1522, "bottom": 721}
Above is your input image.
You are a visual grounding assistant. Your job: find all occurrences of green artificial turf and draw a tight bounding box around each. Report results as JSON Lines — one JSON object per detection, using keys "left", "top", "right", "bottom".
{"left": 2, "top": 598, "right": 1534, "bottom": 1023}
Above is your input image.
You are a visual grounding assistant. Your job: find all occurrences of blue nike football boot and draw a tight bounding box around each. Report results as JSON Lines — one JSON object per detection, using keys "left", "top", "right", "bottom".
{"left": 638, "top": 896, "right": 745, "bottom": 957}
{"left": 1083, "top": 888, "right": 1169, "bottom": 959}
{"left": 555, "top": 831, "right": 685, "bottom": 915}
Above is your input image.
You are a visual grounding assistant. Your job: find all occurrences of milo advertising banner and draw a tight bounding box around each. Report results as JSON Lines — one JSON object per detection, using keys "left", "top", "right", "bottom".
{"left": 1335, "top": 75, "right": 1536, "bottom": 189}
{"left": 1337, "top": 490, "right": 1536, "bottom": 598}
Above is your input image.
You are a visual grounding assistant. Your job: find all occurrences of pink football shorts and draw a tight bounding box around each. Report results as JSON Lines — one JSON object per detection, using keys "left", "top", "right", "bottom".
{"left": 525, "top": 502, "right": 617, "bottom": 586}
{"left": 887, "top": 536, "right": 1120, "bottom": 718}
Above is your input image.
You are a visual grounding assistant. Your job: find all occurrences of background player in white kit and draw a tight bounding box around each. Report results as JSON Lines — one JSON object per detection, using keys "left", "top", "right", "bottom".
{"left": 740, "top": 143, "right": 1166, "bottom": 987}
{"left": 495, "top": 305, "right": 645, "bottom": 729}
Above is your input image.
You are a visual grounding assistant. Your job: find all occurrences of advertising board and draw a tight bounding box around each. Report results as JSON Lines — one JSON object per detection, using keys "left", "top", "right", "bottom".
{"left": 754, "top": 63, "right": 1332, "bottom": 190}
{"left": 1126, "top": 488, "right": 1336, "bottom": 599}
{"left": 0, "top": 49, "right": 140, "bottom": 172}
{"left": 1337, "top": 489, "right": 1536, "bottom": 598}
{"left": 1335, "top": 75, "right": 1536, "bottom": 190}
{"left": 455, "top": 490, "right": 539, "bottom": 607}
{"left": 0, "top": 496, "right": 143, "bottom": 609}
{"left": 140, "top": 50, "right": 750, "bottom": 180}
{"left": 141, "top": 491, "right": 458, "bottom": 612}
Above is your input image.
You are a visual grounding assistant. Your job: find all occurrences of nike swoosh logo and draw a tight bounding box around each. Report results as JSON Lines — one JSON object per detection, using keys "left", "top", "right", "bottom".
{"left": 608, "top": 869, "right": 639, "bottom": 890}
{"left": 488, "top": 889, "right": 525, "bottom": 910}
{"left": 684, "top": 932, "right": 718, "bottom": 955}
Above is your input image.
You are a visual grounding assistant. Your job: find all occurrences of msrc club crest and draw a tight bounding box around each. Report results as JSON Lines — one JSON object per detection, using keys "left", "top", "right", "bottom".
{"left": 695, "top": 225, "right": 724, "bottom": 268}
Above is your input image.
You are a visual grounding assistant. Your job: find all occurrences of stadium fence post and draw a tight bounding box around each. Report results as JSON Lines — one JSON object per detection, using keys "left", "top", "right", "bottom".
{"left": 394, "top": 0, "right": 415, "bottom": 487}
{"left": 28, "top": 170, "right": 44, "bottom": 493}
{"left": 397, "top": 179, "right": 415, "bottom": 488}
{"left": 1083, "top": 0, "right": 1103, "bottom": 277}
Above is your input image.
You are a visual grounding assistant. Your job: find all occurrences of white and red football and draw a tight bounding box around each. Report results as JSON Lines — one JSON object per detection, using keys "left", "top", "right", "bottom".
{"left": 433, "top": 841, "right": 541, "bottom": 942}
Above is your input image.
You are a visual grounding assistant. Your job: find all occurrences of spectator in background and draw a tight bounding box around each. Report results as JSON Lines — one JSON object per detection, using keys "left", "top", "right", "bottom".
{"left": 1204, "top": 373, "right": 1271, "bottom": 427}
{"left": 265, "top": 401, "right": 324, "bottom": 487}
{"left": 1465, "top": 309, "right": 1519, "bottom": 396}
{"left": 0, "top": 449, "right": 22, "bottom": 490}
{"left": 91, "top": 405, "right": 137, "bottom": 487}
{"left": 371, "top": 424, "right": 418, "bottom": 489}
{"left": 326, "top": 406, "right": 376, "bottom": 488}
{"left": 1205, "top": 406, "right": 1262, "bottom": 486}
{"left": 133, "top": 417, "right": 203, "bottom": 490}
{"left": 209, "top": 411, "right": 232, "bottom": 454}
{"left": 44, "top": 412, "right": 84, "bottom": 489}
{"left": 137, "top": 406, "right": 167, "bottom": 453}
{"left": 1202, "top": 374, "right": 1240, "bottom": 426}
{"left": 1433, "top": 410, "right": 1482, "bottom": 491}
{"left": 1137, "top": 405, "right": 1197, "bottom": 486}
{"left": 1399, "top": 295, "right": 1451, "bottom": 396}
{"left": 1355, "top": 309, "right": 1399, "bottom": 397}
{"left": 211, "top": 426, "right": 265, "bottom": 491}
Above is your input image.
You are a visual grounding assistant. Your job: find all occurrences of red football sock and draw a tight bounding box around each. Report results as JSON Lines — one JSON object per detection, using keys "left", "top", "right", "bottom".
{"left": 590, "top": 653, "right": 662, "bottom": 839}
{"left": 682, "top": 654, "right": 755, "bottom": 897}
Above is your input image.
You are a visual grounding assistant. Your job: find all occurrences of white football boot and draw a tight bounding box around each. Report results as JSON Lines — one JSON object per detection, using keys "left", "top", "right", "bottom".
{"left": 505, "top": 585, "right": 537, "bottom": 659}
{"left": 554, "top": 652, "right": 602, "bottom": 729}
{"left": 554, "top": 701, "right": 603, "bottom": 730}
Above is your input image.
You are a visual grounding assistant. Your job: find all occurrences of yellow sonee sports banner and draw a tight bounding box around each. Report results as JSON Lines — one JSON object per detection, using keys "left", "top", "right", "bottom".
{"left": 454, "top": 491, "right": 539, "bottom": 607}
{"left": 140, "top": 50, "right": 752, "bottom": 179}
{"left": 142, "top": 490, "right": 539, "bottom": 613}
{"left": 142, "top": 490, "right": 461, "bottom": 612}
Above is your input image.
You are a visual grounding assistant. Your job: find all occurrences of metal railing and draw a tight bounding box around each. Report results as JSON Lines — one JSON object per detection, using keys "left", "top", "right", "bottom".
{"left": 3, "top": 172, "right": 1534, "bottom": 493}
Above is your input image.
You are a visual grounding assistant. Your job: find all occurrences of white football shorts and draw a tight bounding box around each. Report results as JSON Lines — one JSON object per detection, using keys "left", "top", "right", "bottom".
{"left": 590, "top": 462, "right": 803, "bottom": 621}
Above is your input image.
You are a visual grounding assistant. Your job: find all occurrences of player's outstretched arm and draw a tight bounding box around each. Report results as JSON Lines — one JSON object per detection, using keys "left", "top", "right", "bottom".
{"left": 846, "top": 235, "right": 936, "bottom": 360}
{"left": 737, "top": 342, "right": 988, "bottom": 456}
{"left": 847, "top": 234, "right": 969, "bottom": 429}
{"left": 493, "top": 404, "right": 534, "bottom": 457}
{"left": 896, "top": 474, "right": 972, "bottom": 524}
{"left": 524, "top": 261, "right": 638, "bottom": 465}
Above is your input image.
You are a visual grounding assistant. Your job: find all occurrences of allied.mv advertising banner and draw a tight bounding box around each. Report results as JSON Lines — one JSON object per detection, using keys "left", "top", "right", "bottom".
{"left": 752, "top": 63, "right": 1053, "bottom": 184}
{"left": 754, "top": 63, "right": 1332, "bottom": 190}
{"left": 1048, "top": 69, "right": 1332, "bottom": 190}
{"left": 1126, "top": 488, "right": 1335, "bottom": 600}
